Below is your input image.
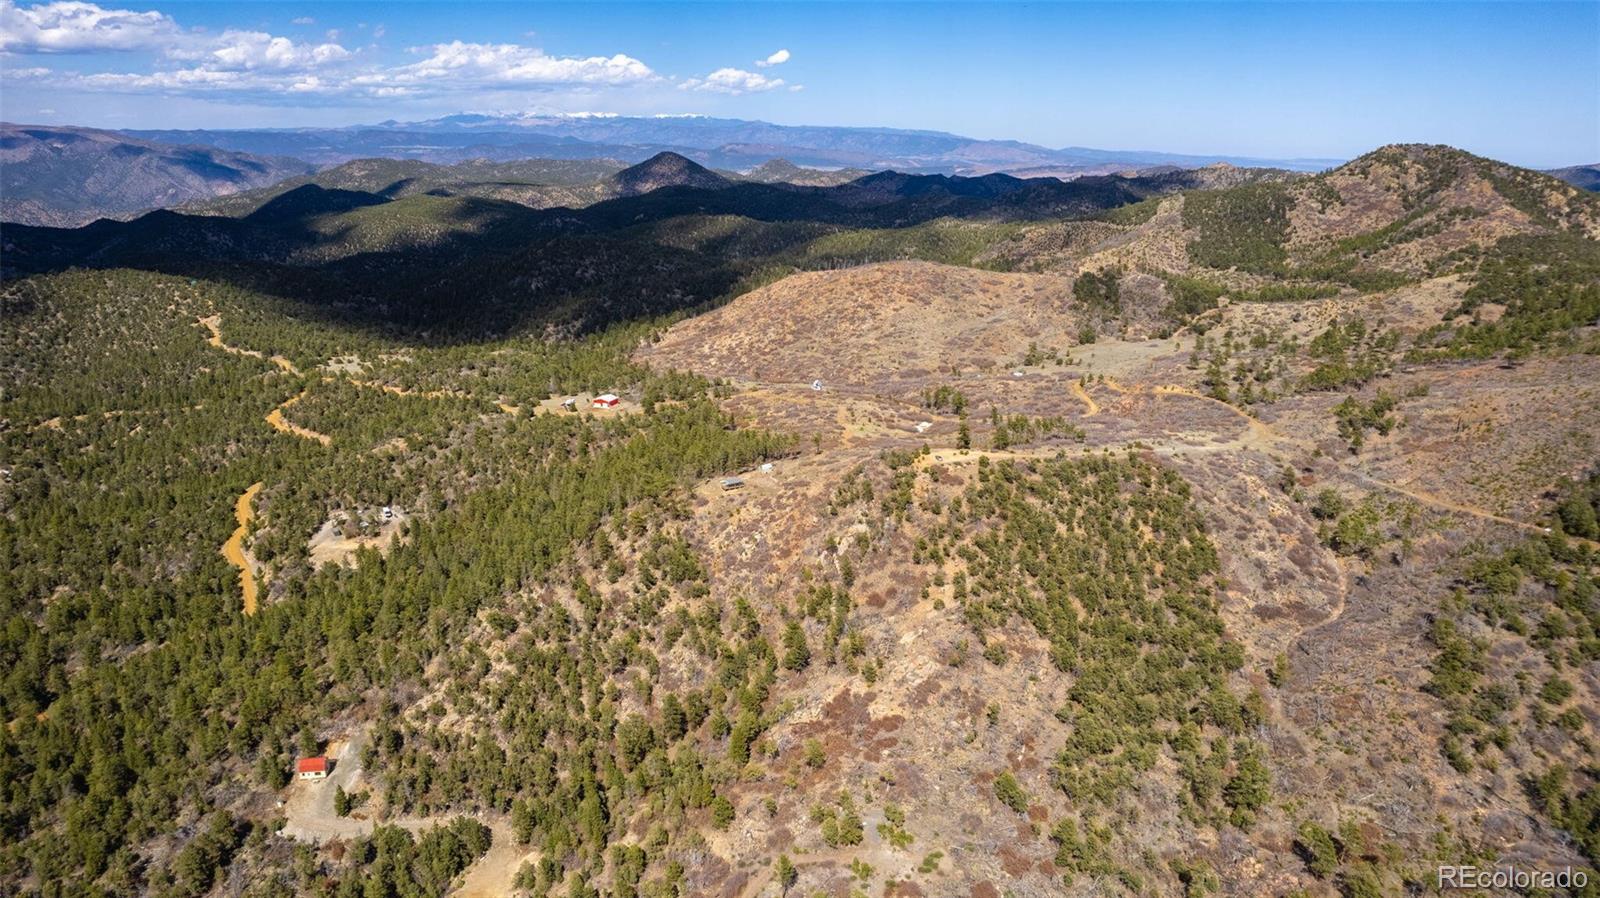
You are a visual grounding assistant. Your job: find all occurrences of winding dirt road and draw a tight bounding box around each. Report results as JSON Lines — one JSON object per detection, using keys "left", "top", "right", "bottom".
{"left": 199, "top": 316, "right": 331, "bottom": 444}
{"left": 198, "top": 315, "right": 300, "bottom": 374}
{"left": 1070, "top": 379, "right": 1100, "bottom": 416}
{"left": 265, "top": 391, "right": 332, "bottom": 446}
{"left": 223, "top": 482, "right": 263, "bottom": 615}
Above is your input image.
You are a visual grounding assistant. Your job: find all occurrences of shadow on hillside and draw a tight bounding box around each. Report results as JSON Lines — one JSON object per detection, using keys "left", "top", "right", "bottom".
{"left": 2, "top": 171, "right": 1184, "bottom": 345}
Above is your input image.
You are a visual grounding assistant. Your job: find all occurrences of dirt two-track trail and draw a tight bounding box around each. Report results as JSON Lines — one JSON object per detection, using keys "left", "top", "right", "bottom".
{"left": 264, "top": 390, "right": 332, "bottom": 446}
{"left": 222, "top": 482, "right": 263, "bottom": 616}
{"left": 1102, "top": 377, "right": 1584, "bottom": 542}
{"left": 198, "top": 314, "right": 300, "bottom": 374}
{"left": 1069, "top": 378, "right": 1100, "bottom": 416}
{"left": 199, "top": 315, "right": 327, "bottom": 615}
{"left": 198, "top": 315, "right": 333, "bottom": 445}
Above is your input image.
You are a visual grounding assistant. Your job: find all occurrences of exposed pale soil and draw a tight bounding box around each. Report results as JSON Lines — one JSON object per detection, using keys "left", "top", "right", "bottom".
{"left": 307, "top": 510, "right": 409, "bottom": 569}
{"left": 280, "top": 729, "right": 528, "bottom": 897}
{"left": 222, "top": 482, "right": 264, "bottom": 616}
{"left": 264, "top": 390, "right": 332, "bottom": 446}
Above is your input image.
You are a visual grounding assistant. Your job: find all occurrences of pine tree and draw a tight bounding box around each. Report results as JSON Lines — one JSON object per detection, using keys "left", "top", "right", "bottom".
{"left": 782, "top": 620, "right": 811, "bottom": 671}
{"left": 711, "top": 795, "right": 735, "bottom": 829}
{"left": 776, "top": 854, "right": 798, "bottom": 894}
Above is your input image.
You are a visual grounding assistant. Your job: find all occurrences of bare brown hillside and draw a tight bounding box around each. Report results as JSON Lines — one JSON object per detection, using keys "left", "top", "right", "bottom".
{"left": 628, "top": 236, "right": 1600, "bottom": 896}
{"left": 1284, "top": 145, "right": 1600, "bottom": 273}
{"left": 1029, "top": 145, "right": 1600, "bottom": 299}
{"left": 640, "top": 261, "right": 1081, "bottom": 386}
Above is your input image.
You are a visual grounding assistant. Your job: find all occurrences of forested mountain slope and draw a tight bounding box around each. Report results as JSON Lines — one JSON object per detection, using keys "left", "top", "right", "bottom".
{"left": 1547, "top": 164, "right": 1600, "bottom": 192}
{"left": 1, "top": 155, "right": 1296, "bottom": 335}
{"left": 181, "top": 154, "right": 871, "bottom": 221}
{"left": 3, "top": 143, "right": 1600, "bottom": 898}
{"left": 180, "top": 157, "right": 631, "bottom": 218}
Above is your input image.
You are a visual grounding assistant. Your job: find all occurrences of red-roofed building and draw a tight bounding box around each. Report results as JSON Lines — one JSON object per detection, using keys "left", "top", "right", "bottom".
{"left": 592, "top": 393, "right": 621, "bottom": 409}
{"left": 296, "top": 756, "right": 330, "bottom": 780}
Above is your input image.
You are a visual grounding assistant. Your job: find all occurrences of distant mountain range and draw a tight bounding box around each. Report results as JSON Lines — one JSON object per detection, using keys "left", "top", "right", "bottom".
{"left": 0, "top": 123, "right": 314, "bottom": 228}
{"left": 122, "top": 113, "right": 1347, "bottom": 173}
{"left": 1545, "top": 164, "right": 1600, "bottom": 192}
{"left": 4, "top": 116, "right": 1593, "bottom": 228}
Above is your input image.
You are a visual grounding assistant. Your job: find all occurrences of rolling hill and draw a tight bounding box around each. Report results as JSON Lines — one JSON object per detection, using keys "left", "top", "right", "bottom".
{"left": 180, "top": 156, "right": 630, "bottom": 218}
{"left": 0, "top": 123, "right": 314, "bottom": 227}
{"left": 181, "top": 153, "right": 858, "bottom": 220}
{"left": 639, "top": 261, "right": 1081, "bottom": 384}
{"left": 608, "top": 151, "right": 733, "bottom": 196}
{"left": 737, "top": 158, "right": 872, "bottom": 187}
{"left": 1, "top": 155, "right": 1297, "bottom": 333}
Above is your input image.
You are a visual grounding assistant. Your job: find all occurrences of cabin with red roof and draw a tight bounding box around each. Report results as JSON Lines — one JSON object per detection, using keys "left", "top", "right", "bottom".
{"left": 296, "top": 756, "right": 330, "bottom": 780}
{"left": 591, "top": 393, "right": 621, "bottom": 409}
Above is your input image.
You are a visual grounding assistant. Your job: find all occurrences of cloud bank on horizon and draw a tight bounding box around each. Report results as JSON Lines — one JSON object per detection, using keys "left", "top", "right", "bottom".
{"left": 0, "top": 0, "right": 798, "bottom": 101}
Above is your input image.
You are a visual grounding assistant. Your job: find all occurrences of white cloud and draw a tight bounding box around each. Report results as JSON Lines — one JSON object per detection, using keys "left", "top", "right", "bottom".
{"left": 16, "top": 37, "right": 658, "bottom": 101}
{"left": 60, "top": 66, "right": 334, "bottom": 94}
{"left": 0, "top": 1, "right": 350, "bottom": 86}
{"left": 290, "top": 16, "right": 313, "bottom": 26}
{"left": 754, "top": 48, "right": 789, "bottom": 68}
{"left": 6, "top": 55, "right": 370, "bottom": 97}
{"left": 4, "top": 4, "right": 663, "bottom": 103}
{"left": 681, "top": 66, "right": 786, "bottom": 95}
{"left": 4, "top": 6, "right": 357, "bottom": 97}
{"left": 167, "top": 28, "right": 349, "bottom": 71}
{"left": 377, "top": 41, "right": 654, "bottom": 89}
{"left": 0, "top": 0, "right": 181, "bottom": 53}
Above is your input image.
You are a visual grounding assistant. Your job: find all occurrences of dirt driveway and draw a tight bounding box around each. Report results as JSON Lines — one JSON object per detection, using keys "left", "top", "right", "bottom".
{"left": 279, "top": 730, "right": 534, "bottom": 895}
{"left": 280, "top": 731, "right": 376, "bottom": 843}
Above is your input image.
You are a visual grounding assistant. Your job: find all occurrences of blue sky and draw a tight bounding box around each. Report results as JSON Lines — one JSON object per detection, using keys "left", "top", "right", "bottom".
{"left": 1, "top": 1, "right": 1595, "bottom": 166}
